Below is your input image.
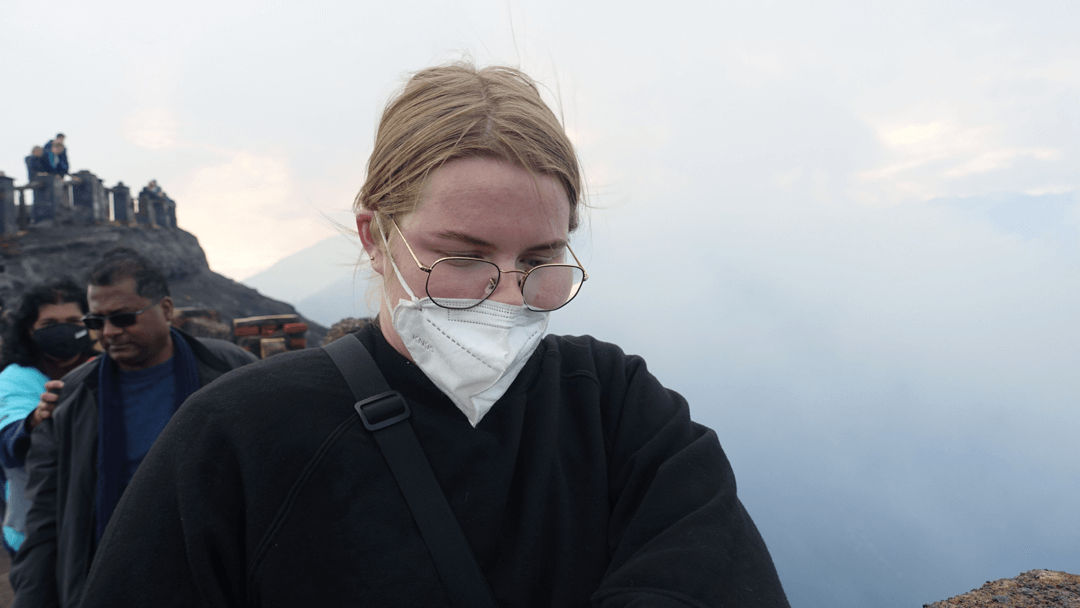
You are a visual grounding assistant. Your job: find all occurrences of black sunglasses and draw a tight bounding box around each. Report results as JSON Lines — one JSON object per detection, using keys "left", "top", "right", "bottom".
{"left": 82, "top": 299, "right": 160, "bottom": 330}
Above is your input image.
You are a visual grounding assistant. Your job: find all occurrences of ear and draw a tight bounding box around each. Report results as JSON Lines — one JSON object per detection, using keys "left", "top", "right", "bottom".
{"left": 159, "top": 296, "right": 175, "bottom": 324}
{"left": 356, "top": 213, "right": 385, "bottom": 277}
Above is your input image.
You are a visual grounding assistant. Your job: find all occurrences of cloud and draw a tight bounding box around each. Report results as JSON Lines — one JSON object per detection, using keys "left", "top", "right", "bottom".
{"left": 857, "top": 118, "right": 1068, "bottom": 202}
{"left": 942, "top": 147, "right": 1061, "bottom": 178}
{"left": 172, "top": 150, "right": 332, "bottom": 279}
{"left": 122, "top": 108, "right": 180, "bottom": 150}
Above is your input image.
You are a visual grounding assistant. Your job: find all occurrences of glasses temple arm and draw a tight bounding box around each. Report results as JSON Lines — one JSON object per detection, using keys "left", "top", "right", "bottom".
{"left": 389, "top": 217, "right": 432, "bottom": 272}
{"left": 566, "top": 243, "right": 589, "bottom": 281}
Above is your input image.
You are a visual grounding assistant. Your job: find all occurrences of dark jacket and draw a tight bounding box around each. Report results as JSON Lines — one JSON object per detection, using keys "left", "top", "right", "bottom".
{"left": 24, "top": 155, "right": 49, "bottom": 181}
{"left": 81, "top": 326, "right": 789, "bottom": 607}
{"left": 42, "top": 140, "right": 68, "bottom": 176}
{"left": 10, "top": 331, "right": 257, "bottom": 608}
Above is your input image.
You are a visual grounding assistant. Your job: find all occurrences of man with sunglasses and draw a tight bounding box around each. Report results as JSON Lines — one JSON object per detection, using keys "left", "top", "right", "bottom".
{"left": 10, "top": 247, "right": 256, "bottom": 608}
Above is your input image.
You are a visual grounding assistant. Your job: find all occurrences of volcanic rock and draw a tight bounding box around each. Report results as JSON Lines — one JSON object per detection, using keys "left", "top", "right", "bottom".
{"left": 925, "top": 570, "right": 1080, "bottom": 608}
{"left": 0, "top": 223, "right": 326, "bottom": 343}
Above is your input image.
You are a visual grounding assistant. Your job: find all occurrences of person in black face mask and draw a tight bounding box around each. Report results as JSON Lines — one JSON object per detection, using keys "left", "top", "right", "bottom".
{"left": 0, "top": 278, "right": 95, "bottom": 556}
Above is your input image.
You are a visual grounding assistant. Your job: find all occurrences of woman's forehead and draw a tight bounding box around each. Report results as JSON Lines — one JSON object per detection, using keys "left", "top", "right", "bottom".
{"left": 404, "top": 158, "right": 570, "bottom": 237}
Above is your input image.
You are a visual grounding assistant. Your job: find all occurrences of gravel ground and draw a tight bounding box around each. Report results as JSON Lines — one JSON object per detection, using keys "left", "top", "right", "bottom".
{"left": 926, "top": 570, "right": 1080, "bottom": 608}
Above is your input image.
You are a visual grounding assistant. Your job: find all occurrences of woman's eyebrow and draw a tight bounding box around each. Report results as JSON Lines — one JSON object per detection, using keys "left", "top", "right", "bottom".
{"left": 433, "top": 231, "right": 567, "bottom": 253}
{"left": 434, "top": 230, "right": 493, "bottom": 248}
{"left": 523, "top": 239, "right": 567, "bottom": 254}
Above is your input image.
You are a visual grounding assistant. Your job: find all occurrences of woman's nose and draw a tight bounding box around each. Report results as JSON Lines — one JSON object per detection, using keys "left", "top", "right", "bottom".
{"left": 488, "top": 270, "right": 525, "bottom": 306}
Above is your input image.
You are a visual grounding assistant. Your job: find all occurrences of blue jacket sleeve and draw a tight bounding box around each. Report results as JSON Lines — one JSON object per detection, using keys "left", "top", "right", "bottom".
{"left": 0, "top": 365, "right": 48, "bottom": 467}
{"left": 0, "top": 419, "right": 32, "bottom": 468}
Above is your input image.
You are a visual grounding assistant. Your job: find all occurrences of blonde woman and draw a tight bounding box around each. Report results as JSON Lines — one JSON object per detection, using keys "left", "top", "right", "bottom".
{"left": 83, "top": 64, "right": 789, "bottom": 607}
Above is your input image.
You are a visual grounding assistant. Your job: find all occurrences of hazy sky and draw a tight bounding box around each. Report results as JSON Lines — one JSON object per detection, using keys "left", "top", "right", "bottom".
{"left": 4, "top": 1, "right": 1079, "bottom": 606}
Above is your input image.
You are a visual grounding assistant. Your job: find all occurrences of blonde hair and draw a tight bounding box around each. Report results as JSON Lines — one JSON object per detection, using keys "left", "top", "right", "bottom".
{"left": 355, "top": 64, "right": 582, "bottom": 242}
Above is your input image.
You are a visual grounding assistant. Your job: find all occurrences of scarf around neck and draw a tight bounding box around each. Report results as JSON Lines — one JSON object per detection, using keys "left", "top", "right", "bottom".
{"left": 95, "top": 328, "right": 200, "bottom": 541}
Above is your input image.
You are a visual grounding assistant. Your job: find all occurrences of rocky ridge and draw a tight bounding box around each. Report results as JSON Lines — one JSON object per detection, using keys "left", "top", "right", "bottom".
{"left": 926, "top": 570, "right": 1080, "bottom": 608}
{"left": 0, "top": 223, "right": 326, "bottom": 343}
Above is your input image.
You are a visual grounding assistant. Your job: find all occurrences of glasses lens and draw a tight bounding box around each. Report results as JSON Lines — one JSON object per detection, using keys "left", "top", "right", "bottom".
{"left": 426, "top": 258, "right": 501, "bottom": 309}
{"left": 83, "top": 311, "right": 138, "bottom": 330}
{"left": 522, "top": 265, "right": 585, "bottom": 311}
{"left": 109, "top": 312, "right": 139, "bottom": 327}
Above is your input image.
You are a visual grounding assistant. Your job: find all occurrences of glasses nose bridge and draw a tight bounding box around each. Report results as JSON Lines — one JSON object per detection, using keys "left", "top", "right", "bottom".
{"left": 499, "top": 266, "right": 527, "bottom": 278}
{"left": 484, "top": 265, "right": 527, "bottom": 304}
{"left": 496, "top": 266, "right": 528, "bottom": 290}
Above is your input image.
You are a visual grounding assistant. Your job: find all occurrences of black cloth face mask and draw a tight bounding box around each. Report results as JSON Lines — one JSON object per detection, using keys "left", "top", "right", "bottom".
{"left": 32, "top": 323, "right": 91, "bottom": 361}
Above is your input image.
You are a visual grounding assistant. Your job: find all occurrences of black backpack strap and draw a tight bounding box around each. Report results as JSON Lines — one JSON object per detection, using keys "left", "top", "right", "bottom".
{"left": 323, "top": 335, "right": 497, "bottom": 608}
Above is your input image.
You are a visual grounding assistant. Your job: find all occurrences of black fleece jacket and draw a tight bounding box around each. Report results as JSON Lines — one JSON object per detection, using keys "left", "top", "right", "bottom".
{"left": 81, "top": 326, "right": 789, "bottom": 607}
{"left": 11, "top": 332, "right": 258, "bottom": 608}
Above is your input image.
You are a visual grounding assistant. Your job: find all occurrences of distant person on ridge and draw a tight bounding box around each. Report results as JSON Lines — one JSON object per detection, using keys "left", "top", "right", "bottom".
{"left": 24, "top": 146, "right": 49, "bottom": 182}
{"left": 10, "top": 247, "right": 257, "bottom": 608}
{"left": 0, "top": 279, "right": 96, "bottom": 557}
{"left": 43, "top": 136, "right": 68, "bottom": 177}
{"left": 140, "top": 180, "right": 165, "bottom": 199}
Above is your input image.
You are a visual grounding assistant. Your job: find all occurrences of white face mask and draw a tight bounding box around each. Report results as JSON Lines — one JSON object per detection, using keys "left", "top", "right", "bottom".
{"left": 386, "top": 256, "right": 548, "bottom": 427}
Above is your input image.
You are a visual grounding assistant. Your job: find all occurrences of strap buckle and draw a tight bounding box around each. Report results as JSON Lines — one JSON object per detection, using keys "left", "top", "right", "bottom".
{"left": 355, "top": 391, "right": 410, "bottom": 431}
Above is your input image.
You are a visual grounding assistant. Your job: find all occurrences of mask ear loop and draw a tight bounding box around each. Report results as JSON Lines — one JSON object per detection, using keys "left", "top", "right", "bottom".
{"left": 374, "top": 214, "right": 420, "bottom": 309}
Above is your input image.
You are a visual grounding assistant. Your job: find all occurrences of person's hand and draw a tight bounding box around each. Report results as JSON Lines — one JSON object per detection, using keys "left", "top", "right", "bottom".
{"left": 29, "top": 380, "right": 64, "bottom": 429}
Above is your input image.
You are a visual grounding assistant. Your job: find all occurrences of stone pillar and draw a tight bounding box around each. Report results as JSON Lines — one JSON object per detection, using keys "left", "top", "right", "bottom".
{"left": 164, "top": 197, "right": 177, "bottom": 228}
{"left": 92, "top": 174, "right": 107, "bottom": 222}
{"left": 136, "top": 192, "right": 157, "bottom": 227}
{"left": 17, "top": 189, "right": 29, "bottom": 230}
{"left": 151, "top": 196, "right": 166, "bottom": 228}
{"left": 0, "top": 176, "right": 15, "bottom": 236}
{"left": 112, "top": 182, "right": 135, "bottom": 224}
{"left": 31, "top": 174, "right": 65, "bottom": 223}
{"left": 72, "top": 170, "right": 107, "bottom": 224}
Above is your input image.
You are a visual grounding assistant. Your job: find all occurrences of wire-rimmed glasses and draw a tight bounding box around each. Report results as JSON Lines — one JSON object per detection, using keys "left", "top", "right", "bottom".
{"left": 389, "top": 219, "right": 588, "bottom": 311}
